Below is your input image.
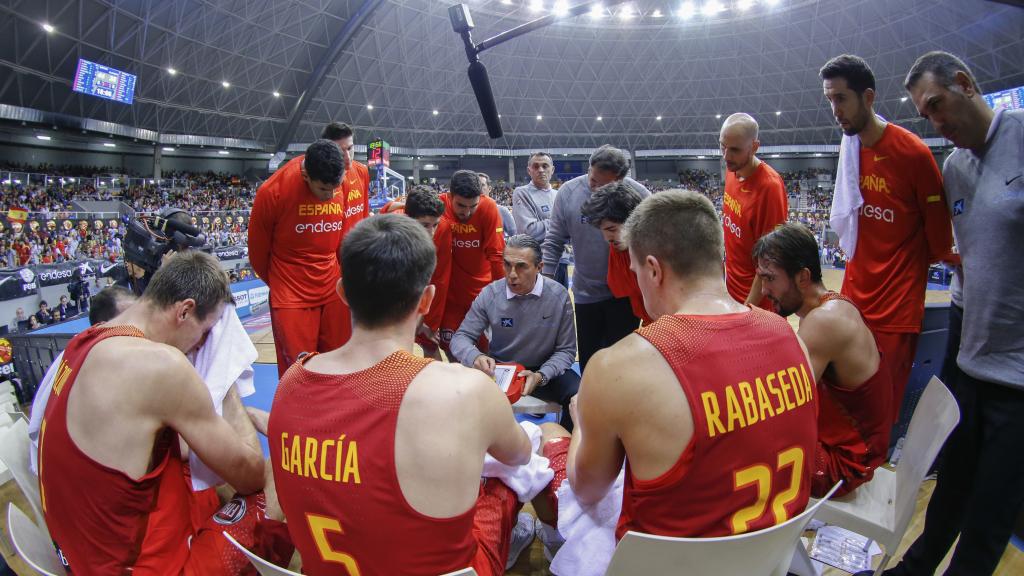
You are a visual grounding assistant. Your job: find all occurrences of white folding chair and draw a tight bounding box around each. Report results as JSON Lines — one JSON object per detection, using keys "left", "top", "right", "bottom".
{"left": 7, "top": 504, "right": 63, "bottom": 576}
{"left": 224, "top": 532, "right": 478, "bottom": 576}
{"left": 511, "top": 395, "right": 561, "bottom": 414}
{"left": 0, "top": 418, "right": 48, "bottom": 537}
{"left": 605, "top": 483, "right": 843, "bottom": 575}
{"left": 810, "top": 377, "right": 959, "bottom": 575}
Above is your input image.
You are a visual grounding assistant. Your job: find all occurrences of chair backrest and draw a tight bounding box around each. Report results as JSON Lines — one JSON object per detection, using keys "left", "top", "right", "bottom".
{"left": 7, "top": 504, "right": 63, "bottom": 576}
{"left": 606, "top": 483, "right": 842, "bottom": 576}
{"left": 0, "top": 418, "right": 47, "bottom": 535}
{"left": 438, "top": 569, "right": 478, "bottom": 576}
{"left": 893, "top": 376, "right": 959, "bottom": 538}
{"left": 223, "top": 532, "right": 302, "bottom": 576}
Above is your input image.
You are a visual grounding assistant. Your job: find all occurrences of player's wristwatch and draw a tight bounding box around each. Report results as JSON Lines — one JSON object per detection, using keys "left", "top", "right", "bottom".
{"left": 537, "top": 372, "right": 549, "bottom": 387}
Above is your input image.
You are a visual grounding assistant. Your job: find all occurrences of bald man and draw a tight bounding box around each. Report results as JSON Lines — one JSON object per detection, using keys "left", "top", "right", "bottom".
{"left": 719, "top": 114, "right": 788, "bottom": 309}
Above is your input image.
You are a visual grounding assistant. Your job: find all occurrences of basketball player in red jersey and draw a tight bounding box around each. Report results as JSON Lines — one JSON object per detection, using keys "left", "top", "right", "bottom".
{"left": 536, "top": 190, "right": 818, "bottom": 543}
{"left": 755, "top": 223, "right": 892, "bottom": 497}
{"left": 37, "top": 252, "right": 278, "bottom": 575}
{"left": 720, "top": 113, "right": 788, "bottom": 309}
{"left": 249, "top": 139, "right": 351, "bottom": 376}
{"left": 268, "top": 215, "right": 532, "bottom": 576}
{"left": 321, "top": 122, "right": 371, "bottom": 238}
{"left": 580, "top": 181, "right": 652, "bottom": 325}
{"left": 821, "top": 55, "right": 952, "bottom": 421}
{"left": 438, "top": 170, "right": 506, "bottom": 351}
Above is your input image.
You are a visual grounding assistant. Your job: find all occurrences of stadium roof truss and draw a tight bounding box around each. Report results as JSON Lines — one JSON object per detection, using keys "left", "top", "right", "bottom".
{"left": 1, "top": 0, "right": 1022, "bottom": 152}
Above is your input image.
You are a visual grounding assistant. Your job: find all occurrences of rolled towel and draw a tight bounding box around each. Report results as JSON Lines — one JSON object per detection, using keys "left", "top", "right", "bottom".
{"left": 481, "top": 421, "right": 555, "bottom": 502}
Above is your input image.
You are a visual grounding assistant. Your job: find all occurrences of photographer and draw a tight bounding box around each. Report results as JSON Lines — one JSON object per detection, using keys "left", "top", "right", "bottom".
{"left": 121, "top": 208, "right": 209, "bottom": 295}
{"left": 68, "top": 269, "right": 91, "bottom": 313}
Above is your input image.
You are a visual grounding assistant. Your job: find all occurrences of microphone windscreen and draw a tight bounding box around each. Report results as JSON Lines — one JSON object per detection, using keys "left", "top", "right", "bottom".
{"left": 467, "top": 61, "right": 503, "bottom": 139}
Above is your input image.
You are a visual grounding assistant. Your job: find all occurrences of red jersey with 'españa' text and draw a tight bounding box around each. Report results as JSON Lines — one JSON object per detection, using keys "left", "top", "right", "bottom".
{"left": 269, "top": 351, "right": 479, "bottom": 576}
{"left": 341, "top": 161, "right": 371, "bottom": 237}
{"left": 723, "top": 162, "right": 788, "bottom": 306}
{"left": 441, "top": 193, "right": 505, "bottom": 324}
{"left": 619, "top": 308, "right": 817, "bottom": 539}
{"left": 607, "top": 248, "right": 652, "bottom": 325}
{"left": 249, "top": 156, "right": 345, "bottom": 309}
{"left": 842, "top": 123, "right": 952, "bottom": 333}
{"left": 39, "top": 325, "right": 193, "bottom": 575}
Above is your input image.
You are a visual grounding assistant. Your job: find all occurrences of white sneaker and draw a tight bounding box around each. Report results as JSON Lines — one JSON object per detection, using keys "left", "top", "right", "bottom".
{"left": 536, "top": 521, "right": 565, "bottom": 562}
{"left": 506, "top": 512, "right": 537, "bottom": 570}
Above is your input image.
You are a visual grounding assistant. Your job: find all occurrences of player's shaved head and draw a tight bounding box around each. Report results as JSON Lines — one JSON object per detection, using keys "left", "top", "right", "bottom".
{"left": 720, "top": 113, "right": 759, "bottom": 142}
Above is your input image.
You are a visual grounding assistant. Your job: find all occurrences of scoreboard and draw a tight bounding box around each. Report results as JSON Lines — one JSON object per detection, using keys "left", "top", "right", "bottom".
{"left": 984, "top": 86, "right": 1023, "bottom": 112}
{"left": 368, "top": 139, "right": 390, "bottom": 167}
{"left": 72, "top": 59, "right": 137, "bottom": 105}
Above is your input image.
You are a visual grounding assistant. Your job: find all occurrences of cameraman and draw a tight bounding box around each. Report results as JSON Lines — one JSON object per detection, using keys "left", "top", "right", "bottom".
{"left": 68, "top": 269, "right": 91, "bottom": 312}
{"left": 121, "top": 208, "right": 205, "bottom": 295}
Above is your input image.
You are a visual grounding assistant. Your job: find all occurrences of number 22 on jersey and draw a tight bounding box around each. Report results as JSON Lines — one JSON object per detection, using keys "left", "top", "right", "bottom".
{"left": 730, "top": 446, "right": 805, "bottom": 534}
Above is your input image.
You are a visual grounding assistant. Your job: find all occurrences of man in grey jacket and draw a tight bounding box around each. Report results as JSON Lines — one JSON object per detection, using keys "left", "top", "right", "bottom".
{"left": 868, "top": 51, "right": 1024, "bottom": 576}
{"left": 513, "top": 152, "right": 570, "bottom": 287}
{"left": 451, "top": 234, "right": 579, "bottom": 430}
{"left": 541, "top": 145, "right": 651, "bottom": 369}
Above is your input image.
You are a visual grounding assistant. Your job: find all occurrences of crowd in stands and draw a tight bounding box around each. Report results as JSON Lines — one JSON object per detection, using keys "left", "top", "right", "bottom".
{"left": 0, "top": 161, "right": 138, "bottom": 177}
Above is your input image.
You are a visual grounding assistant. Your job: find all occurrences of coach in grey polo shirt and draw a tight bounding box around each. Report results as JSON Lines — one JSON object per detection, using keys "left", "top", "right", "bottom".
{"left": 451, "top": 234, "right": 579, "bottom": 430}
{"left": 513, "top": 151, "right": 570, "bottom": 287}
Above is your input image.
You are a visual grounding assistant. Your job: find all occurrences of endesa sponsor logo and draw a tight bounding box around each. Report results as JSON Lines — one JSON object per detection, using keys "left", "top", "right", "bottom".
{"left": 295, "top": 220, "right": 344, "bottom": 234}
{"left": 859, "top": 203, "right": 895, "bottom": 223}
{"left": 723, "top": 214, "right": 742, "bottom": 239}
{"left": 454, "top": 239, "right": 481, "bottom": 248}
{"left": 344, "top": 205, "right": 364, "bottom": 218}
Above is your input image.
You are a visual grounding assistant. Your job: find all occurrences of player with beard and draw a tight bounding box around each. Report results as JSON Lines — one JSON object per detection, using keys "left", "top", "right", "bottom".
{"left": 754, "top": 223, "right": 892, "bottom": 497}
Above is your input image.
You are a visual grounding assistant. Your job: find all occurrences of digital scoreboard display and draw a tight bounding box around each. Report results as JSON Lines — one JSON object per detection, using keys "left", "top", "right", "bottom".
{"left": 72, "top": 59, "right": 137, "bottom": 104}
{"left": 368, "top": 139, "right": 390, "bottom": 167}
{"left": 984, "top": 86, "right": 1023, "bottom": 112}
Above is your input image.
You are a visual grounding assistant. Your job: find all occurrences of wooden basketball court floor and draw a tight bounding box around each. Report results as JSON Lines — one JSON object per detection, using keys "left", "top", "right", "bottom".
{"left": 4, "top": 268, "right": 1022, "bottom": 574}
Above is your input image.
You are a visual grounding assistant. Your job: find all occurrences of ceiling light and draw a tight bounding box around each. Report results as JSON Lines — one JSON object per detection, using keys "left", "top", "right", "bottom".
{"left": 219, "top": 150, "right": 230, "bottom": 155}
{"left": 163, "top": 147, "right": 175, "bottom": 152}
{"left": 701, "top": 1, "right": 725, "bottom": 17}
{"left": 273, "top": 91, "right": 281, "bottom": 98}
{"left": 765, "top": 0, "right": 781, "bottom": 6}
{"left": 678, "top": 2, "right": 697, "bottom": 19}
{"left": 36, "top": 135, "right": 52, "bottom": 141}
{"left": 596, "top": 116, "right": 603, "bottom": 121}
{"left": 553, "top": 0, "right": 569, "bottom": 16}
{"left": 367, "top": 104, "right": 374, "bottom": 110}
{"left": 103, "top": 143, "right": 116, "bottom": 147}
{"left": 737, "top": 0, "right": 755, "bottom": 11}
{"left": 221, "top": 81, "right": 230, "bottom": 88}
{"left": 432, "top": 109, "right": 439, "bottom": 116}
{"left": 167, "top": 67, "right": 177, "bottom": 76}
{"left": 697, "top": 155, "right": 706, "bottom": 159}
{"left": 814, "top": 153, "right": 822, "bottom": 157}
{"left": 652, "top": 9, "right": 664, "bottom": 17}
{"left": 590, "top": 4, "right": 605, "bottom": 19}
{"left": 530, "top": 0, "right": 544, "bottom": 12}
{"left": 772, "top": 154, "right": 781, "bottom": 158}
{"left": 656, "top": 115, "right": 663, "bottom": 121}
{"left": 42, "top": 23, "right": 55, "bottom": 33}
{"left": 775, "top": 110, "right": 782, "bottom": 115}
{"left": 900, "top": 96, "right": 908, "bottom": 102}
{"left": 716, "top": 113, "right": 722, "bottom": 119}
{"left": 536, "top": 115, "right": 543, "bottom": 120}
{"left": 498, "top": 114, "right": 502, "bottom": 118}
{"left": 619, "top": 5, "right": 634, "bottom": 19}
{"left": 502, "top": 0, "right": 512, "bottom": 4}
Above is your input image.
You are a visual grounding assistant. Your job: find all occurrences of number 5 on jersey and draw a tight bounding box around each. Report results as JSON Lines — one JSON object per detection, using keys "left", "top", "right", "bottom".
{"left": 730, "top": 446, "right": 805, "bottom": 534}
{"left": 307, "top": 513, "right": 362, "bottom": 575}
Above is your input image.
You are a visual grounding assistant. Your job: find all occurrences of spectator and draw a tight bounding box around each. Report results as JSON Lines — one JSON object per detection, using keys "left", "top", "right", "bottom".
{"left": 9, "top": 307, "right": 26, "bottom": 332}
{"left": 34, "top": 301, "right": 51, "bottom": 325}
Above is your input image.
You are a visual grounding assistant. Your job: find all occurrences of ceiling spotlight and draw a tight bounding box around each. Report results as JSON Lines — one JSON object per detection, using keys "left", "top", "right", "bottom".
{"left": 590, "top": 4, "right": 605, "bottom": 19}
{"left": 536, "top": 115, "right": 543, "bottom": 120}
{"left": 814, "top": 153, "right": 822, "bottom": 157}
{"left": 221, "top": 81, "right": 230, "bottom": 88}
{"left": 167, "top": 67, "right": 177, "bottom": 76}
{"left": 103, "top": 143, "right": 116, "bottom": 147}
{"left": 432, "top": 109, "right": 439, "bottom": 115}
{"left": 765, "top": 0, "right": 781, "bottom": 6}
{"left": 697, "top": 155, "right": 706, "bottom": 159}
{"left": 498, "top": 114, "right": 502, "bottom": 118}
{"left": 678, "top": 2, "right": 697, "bottom": 19}
{"left": 553, "top": 0, "right": 569, "bottom": 16}
{"left": 656, "top": 115, "right": 663, "bottom": 121}
{"left": 163, "top": 147, "right": 175, "bottom": 152}
{"left": 619, "top": 5, "right": 634, "bottom": 19}
{"left": 652, "top": 9, "right": 664, "bottom": 17}
{"left": 273, "top": 91, "right": 281, "bottom": 98}
{"left": 501, "top": 0, "right": 512, "bottom": 4}
{"left": 716, "top": 113, "right": 722, "bottom": 119}
{"left": 36, "top": 135, "right": 52, "bottom": 141}
{"left": 772, "top": 154, "right": 781, "bottom": 158}
{"left": 367, "top": 104, "right": 374, "bottom": 110}
{"left": 529, "top": 0, "right": 544, "bottom": 12}
{"left": 737, "top": 0, "right": 755, "bottom": 11}
{"left": 42, "top": 23, "right": 55, "bottom": 33}
{"left": 596, "top": 116, "right": 603, "bottom": 121}
{"left": 775, "top": 110, "right": 782, "bottom": 115}
{"left": 701, "top": 1, "right": 725, "bottom": 17}
{"left": 218, "top": 150, "right": 230, "bottom": 155}
{"left": 900, "top": 96, "right": 908, "bottom": 102}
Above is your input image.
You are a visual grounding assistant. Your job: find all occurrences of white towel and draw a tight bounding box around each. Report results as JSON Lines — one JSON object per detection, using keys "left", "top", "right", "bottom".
{"left": 829, "top": 132, "right": 864, "bottom": 260}
{"left": 550, "top": 470, "right": 626, "bottom": 576}
{"left": 187, "top": 304, "right": 258, "bottom": 490}
{"left": 481, "top": 421, "right": 554, "bottom": 502}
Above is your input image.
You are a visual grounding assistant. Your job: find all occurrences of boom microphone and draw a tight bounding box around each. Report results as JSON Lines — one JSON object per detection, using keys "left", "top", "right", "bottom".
{"left": 467, "top": 60, "right": 503, "bottom": 139}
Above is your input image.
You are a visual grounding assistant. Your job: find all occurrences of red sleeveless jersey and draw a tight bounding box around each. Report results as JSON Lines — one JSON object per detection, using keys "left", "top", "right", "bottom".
{"left": 607, "top": 248, "right": 651, "bottom": 325}
{"left": 268, "top": 351, "right": 478, "bottom": 576}
{"left": 619, "top": 308, "right": 818, "bottom": 539}
{"left": 813, "top": 292, "right": 893, "bottom": 497}
{"left": 38, "top": 325, "right": 192, "bottom": 575}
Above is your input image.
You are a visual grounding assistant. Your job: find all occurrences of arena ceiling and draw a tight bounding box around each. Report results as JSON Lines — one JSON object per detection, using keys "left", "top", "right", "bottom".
{"left": 1, "top": 0, "right": 1022, "bottom": 151}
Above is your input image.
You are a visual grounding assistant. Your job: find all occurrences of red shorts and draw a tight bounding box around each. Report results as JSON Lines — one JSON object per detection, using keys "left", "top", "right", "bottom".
{"left": 270, "top": 299, "right": 351, "bottom": 376}
{"left": 470, "top": 479, "right": 523, "bottom": 576}
{"left": 540, "top": 438, "right": 571, "bottom": 525}
{"left": 811, "top": 392, "right": 872, "bottom": 499}
{"left": 872, "top": 331, "right": 919, "bottom": 422}
{"left": 184, "top": 492, "right": 294, "bottom": 576}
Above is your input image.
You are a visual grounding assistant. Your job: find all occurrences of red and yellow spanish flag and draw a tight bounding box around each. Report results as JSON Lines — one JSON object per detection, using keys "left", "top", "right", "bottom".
{"left": 7, "top": 207, "right": 28, "bottom": 224}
